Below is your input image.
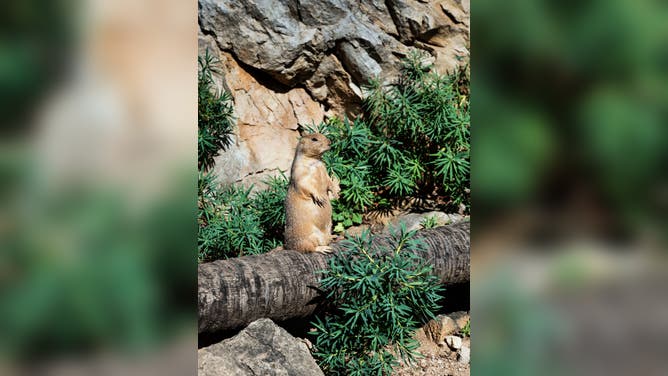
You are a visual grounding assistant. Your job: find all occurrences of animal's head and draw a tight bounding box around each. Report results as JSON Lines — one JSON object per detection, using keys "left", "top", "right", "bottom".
{"left": 298, "top": 132, "right": 331, "bottom": 158}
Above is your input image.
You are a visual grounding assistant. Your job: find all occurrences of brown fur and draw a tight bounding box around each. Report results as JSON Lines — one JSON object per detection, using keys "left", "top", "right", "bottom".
{"left": 284, "top": 133, "right": 340, "bottom": 253}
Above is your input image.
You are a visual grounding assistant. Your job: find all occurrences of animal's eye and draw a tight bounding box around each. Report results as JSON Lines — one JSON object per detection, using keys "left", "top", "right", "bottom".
{"left": 311, "top": 137, "right": 318, "bottom": 141}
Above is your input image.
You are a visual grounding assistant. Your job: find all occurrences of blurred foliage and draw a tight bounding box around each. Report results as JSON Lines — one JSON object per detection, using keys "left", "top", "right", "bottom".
{"left": 310, "top": 226, "right": 443, "bottom": 375}
{"left": 473, "top": 270, "right": 562, "bottom": 376}
{"left": 307, "top": 54, "right": 470, "bottom": 231}
{"left": 474, "top": 1, "right": 668, "bottom": 376}
{"left": 474, "top": 0, "right": 668, "bottom": 237}
{"left": 0, "top": 153, "right": 196, "bottom": 360}
{"left": 198, "top": 49, "right": 234, "bottom": 171}
{"left": 0, "top": 0, "right": 74, "bottom": 130}
{"left": 1, "top": 0, "right": 198, "bottom": 364}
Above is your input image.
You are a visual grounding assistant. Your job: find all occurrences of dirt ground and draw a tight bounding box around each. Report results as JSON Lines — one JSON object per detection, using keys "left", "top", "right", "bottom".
{"left": 393, "top": 329, "right": 470, "bottom": 376}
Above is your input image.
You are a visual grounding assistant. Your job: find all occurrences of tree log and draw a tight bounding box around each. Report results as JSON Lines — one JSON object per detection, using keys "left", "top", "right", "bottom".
{"left": 198, "top": 222, "right": 470, "bottom": 334}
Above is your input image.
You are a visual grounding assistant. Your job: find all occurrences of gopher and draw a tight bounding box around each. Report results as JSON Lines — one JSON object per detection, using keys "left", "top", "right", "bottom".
{"left": 284, "top": 132, "right": 340, "bottom": 254}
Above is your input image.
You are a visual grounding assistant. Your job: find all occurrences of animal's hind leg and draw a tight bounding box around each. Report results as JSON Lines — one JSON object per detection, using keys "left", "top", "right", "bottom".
{"left": 313, "top": 229, "right": 333, "bottom": 254}
{"left": 288, "top": 236, "right": 320, "bottom": 253}
{"left": 314, "top": 245, "right": 333, "bottom": 254}
{"left": 287, "top": 229, "right": 332, "bottom": 254}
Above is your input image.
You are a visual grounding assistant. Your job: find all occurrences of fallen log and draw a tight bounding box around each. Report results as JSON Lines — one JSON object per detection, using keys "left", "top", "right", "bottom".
{"left": 198, "top": 222, "right": 470, "bottom": 334}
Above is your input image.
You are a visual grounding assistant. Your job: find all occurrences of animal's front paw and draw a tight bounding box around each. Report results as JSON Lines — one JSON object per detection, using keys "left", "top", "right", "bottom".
{"left": 328, "top": 176, "right": 341, "bottom": 200}
{"left": 312, "top": 195, "right": 327, "bottom": 207}
{"left": 314, "top": 245, "right": 333, "bottom": 254}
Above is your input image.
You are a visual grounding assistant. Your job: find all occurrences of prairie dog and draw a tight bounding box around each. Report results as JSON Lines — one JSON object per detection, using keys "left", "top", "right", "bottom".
{"left": 284, "top": 133, "right": 340, "bottom": 254}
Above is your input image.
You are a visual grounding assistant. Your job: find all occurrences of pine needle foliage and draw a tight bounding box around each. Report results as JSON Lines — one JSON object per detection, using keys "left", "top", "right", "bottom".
{"left": 308, "top": 53, "right": 470, "bottom": 230}
{"left": 198, "top": 49, "right": 234, "bottom": 171}
{"left": 420, "top": 215, "right": 439, "bottom": 229}
{"left": 197, "top": 171, "right": 288, "bottom": 262}
{"left": 310, "top": 226, "right": 443, "bottom": 375}
{"left": 365, "top": 53, "right": 470, "bottom": 209}
{"left": 460, "top": 319, "right": 471, "bottom": 337}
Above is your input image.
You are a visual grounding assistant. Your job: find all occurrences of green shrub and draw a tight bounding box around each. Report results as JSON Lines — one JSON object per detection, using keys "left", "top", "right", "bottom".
{"left": 308, "top": 53, "right": 470, "bottom": 231}
{"left": 420, "top": 215, "right": 439, "bottom": 229}
{"left": 460, "top": 319, "right": 471, "bottom": 337}
{"left": 310, "top": 226, "right": 443, "bottom": 375}
{"left": 198, "top": 49, "right": 234, "bottom": 171}
{"left": 197, "top": 171, "right": 288, "bottom": 262}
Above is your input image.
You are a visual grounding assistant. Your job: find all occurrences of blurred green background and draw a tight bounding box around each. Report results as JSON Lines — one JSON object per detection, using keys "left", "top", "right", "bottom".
{"left": 1, "top": 165, "right": 196, "bottom": 360}
{"left": 473, "top": 0, "right": 668, "bottom": 375}
{"left": 0, "top": 0, "right": 75, "bottom": 132}
{"left": 0, "top": 0, "right": 197, "bottom": 373}
{"left": 474, "top": 0, "right": 667, "bottom": 236}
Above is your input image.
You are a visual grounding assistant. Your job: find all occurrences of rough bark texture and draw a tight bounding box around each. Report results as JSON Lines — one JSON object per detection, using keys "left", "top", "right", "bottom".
{"left": 199, "top": 222, "right": 469, "bottom": 334}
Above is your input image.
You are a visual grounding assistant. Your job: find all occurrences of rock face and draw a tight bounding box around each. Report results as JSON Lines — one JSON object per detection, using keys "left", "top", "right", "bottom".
{"left": 424, "top": 314, "right": 458, "bottom": 344}
{"left": 458, "top": 345, "right": 470, "bottom": 364}
{"left": 198, "top": 318, "right": 324, "bottom": 376}
{"left": 199, "top": 0, "right": 469, "bottom": 186}
{"left": 424, "top": 311, "right": 470, "bottom": 341}
{"left": 445, "top": 335, "right": 463, "bottom": 350}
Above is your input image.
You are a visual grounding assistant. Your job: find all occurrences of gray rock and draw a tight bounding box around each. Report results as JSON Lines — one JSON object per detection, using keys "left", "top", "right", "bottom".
{"left": 198, "top": 318, "right": 324, "bottom": 376}
{"left": 199, "top": 0, "right": 325, "bottom": 85}
{"left": 386, "top": 0, "right": 438, "bottom": 42}
{"left": 199, "top": 0, "right": 470, "bottom": 185}
{"left": 305, "top": 54, "right": 362, "bottom": 116}
{"left": 357, "top": 0, "right": 399, "bottom": 36}
{"left": 199, "top": 0, "right": 464, "bottom": 87}
{"left": 449, "top": 310, "right": 470, "bottom": 331}
{"left": 424, "top": 314, "right": 458, "bottom": 344}
{"left": 458, "top": 345, "right": 470, "bottom": 364}
{"left": 338, "top": 40, "right": 383, "bottom": 84}
{"left": 445, "top": 335, "right": 462, "bottom": 350}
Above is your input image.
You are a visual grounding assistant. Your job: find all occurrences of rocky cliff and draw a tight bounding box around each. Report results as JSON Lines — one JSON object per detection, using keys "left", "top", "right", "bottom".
{"left": 198, "top": 0, "right": 469, "bottom": 186}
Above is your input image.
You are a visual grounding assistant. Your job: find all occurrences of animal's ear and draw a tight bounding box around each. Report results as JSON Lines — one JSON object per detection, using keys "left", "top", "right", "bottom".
{"left": 297, "top": 125, "right": 310, "bottom": 137}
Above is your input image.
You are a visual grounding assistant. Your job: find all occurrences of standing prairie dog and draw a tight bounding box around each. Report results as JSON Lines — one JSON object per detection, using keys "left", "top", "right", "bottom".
{"left": 284, "top": 133, "right": 340, "bottom": 254}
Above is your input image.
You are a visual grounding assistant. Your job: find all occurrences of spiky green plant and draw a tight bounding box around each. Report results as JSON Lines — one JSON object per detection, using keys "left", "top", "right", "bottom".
{"left": 197, "top": 171, "right": 288, "bottom": 262}
{"left": 310, "top": 226, "right": 443, "bottom": 375}
{"left": 420, "top": 215, "right": 439, "bottom": 229}
{"left": 308, "top": 53, "right": 470, "bottom": 231}
{"left": 460, "top": 319, "right": 471, "bottom": 337}
{"left": 198, "top": 49, "right": 234, "bottom": 171}
{"left": 363, "top": 52, "right": 470, "bottom": 209}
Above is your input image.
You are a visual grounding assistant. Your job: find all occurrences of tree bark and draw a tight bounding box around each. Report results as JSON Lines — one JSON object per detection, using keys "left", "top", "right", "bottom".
{"left": 198, "top": 222, "right": 470, "bottom": 334}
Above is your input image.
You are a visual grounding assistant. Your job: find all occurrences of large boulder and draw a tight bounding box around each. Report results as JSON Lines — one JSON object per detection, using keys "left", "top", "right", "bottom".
{"left": 199, "top": 0, "right": 411, "bottom": 86}
{"left": 199, "top": 34, "right": 324, "bottom": 188}
{"left": 198, "top": 0, "right": 469, "bottom": 186}
{"left": 198, "top": 318, "right": 324, "bottom": 376}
